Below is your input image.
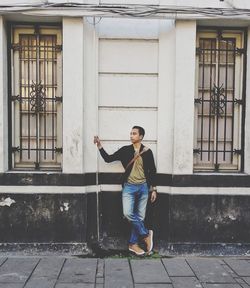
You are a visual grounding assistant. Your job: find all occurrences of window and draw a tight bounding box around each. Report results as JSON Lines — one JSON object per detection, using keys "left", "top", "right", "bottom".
{"left": 194, "top": 29, "right": 246, "bottom": 172}
{"left": 10, "top": 24, "right": 62, "bottom": 170}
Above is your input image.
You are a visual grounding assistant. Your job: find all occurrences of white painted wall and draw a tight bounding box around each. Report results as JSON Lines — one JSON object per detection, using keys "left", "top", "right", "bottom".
{"left": 0, "top": 17, "right": 8, "bottom": 173}
{"left": 157, "top": 20, "right": 175, "bottom": 174}
{"left": 97, "top": 19, "right": 159, "bottom": 172}
{"left": 0, "top": 9, "right": 249, "bottom": 188}
{"left": 62, "top": 18, "right": 84, "bottom": 173}
{"left": 82, "top": 17, "right": 99, "bottom": 173}
{"left": 172, "top": 20, "right": 196, "bottom": 174}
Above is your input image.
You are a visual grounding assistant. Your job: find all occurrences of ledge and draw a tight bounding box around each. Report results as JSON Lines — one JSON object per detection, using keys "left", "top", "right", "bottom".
{"left": 0, "top": 172, "right": 250, "bottom": 187}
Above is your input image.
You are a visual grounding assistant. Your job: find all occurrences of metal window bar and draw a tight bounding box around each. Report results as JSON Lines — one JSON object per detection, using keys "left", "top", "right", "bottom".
{"left": 194, "top": 31, "right": 244, "bottom": 171}
{"left": 11, "top": 27, "right": 62, "bottom": 170}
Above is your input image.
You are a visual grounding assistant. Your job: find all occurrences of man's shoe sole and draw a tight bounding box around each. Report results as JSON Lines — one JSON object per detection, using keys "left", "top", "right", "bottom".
{"left": 148, "top": 230, "right": 153, "bottom": 252}
{"left": 129, "top": 248, "right": 145, "bottom": 256}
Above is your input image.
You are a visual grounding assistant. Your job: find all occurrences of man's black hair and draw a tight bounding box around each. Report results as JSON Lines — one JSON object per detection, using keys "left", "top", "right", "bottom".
{"left": 132, "top": 126, "right": 145, "bottom": 138}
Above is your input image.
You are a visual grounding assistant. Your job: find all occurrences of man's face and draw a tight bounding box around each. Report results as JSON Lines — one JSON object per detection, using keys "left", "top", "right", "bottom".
{"left": 130, "top": 128, "right": 143, "bottom": 144}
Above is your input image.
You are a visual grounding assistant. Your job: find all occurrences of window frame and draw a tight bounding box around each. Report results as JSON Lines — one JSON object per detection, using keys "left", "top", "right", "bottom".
{"left": 8, "top": 22, "right": 63, "bottom": 171}
{"left": 194, "top": 27, "right": 247, "bottom": 173}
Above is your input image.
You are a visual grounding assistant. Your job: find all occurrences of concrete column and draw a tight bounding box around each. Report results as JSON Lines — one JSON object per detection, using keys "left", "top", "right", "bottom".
{"left": 157, "top": 20, "right": 175, "bottom": 174}
{"left": 244, "top": 27, "right": 250, "bottom": 174}
{"left": 62, "top": 18, "right": 84, "bottom": 173}
{"left": 173, "top": 20, "right": 196, "bottom": 174}
{"left": 82, "top": 17, "right": 99, "bottom": 173}
{"left": 0, "top": 17, "right": 8, "bottom": 172}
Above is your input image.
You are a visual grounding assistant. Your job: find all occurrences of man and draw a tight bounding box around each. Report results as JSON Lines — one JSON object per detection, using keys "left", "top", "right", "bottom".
{"left": 94, "top": 126, "right": 157, "bottom": 256}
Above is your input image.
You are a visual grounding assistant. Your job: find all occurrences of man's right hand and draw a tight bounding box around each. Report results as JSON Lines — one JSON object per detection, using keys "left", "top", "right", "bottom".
{"left": 94, "top": 136, "right": 102, "bottom": 149}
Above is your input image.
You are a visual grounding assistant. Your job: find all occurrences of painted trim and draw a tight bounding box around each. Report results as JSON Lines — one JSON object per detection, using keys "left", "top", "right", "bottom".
{"left": 0, "top": 185, "right": 98, "bottom": 194}
{"left": 1, "top": 172, "right": 250, "bottom": 188}
{"left": 1, "top": 184, "right": 250, "bottom": 195}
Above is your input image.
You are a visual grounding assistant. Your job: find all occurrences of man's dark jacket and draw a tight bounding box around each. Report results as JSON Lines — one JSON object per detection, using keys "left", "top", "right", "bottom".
{"left": 99, "top": 144, "right": 156, "bottom": 188}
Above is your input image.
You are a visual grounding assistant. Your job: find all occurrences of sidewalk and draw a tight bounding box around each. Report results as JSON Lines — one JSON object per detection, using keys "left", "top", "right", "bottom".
{"left": 0, "top": 255, "right": 250, "bottom": 288}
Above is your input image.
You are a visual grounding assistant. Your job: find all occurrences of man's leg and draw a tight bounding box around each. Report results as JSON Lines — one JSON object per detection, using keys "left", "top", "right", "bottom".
{"left": 123, "top": 183, "right": 149, "bottom": 241}
{"left": 122, "top": 183, "right": 146, "bottom": 255}
{"left": 122, "top": 183, "right": 138, "bottom": 244}
{"left": 137, "top": 183, "right": 153, "bottom": 254}
{"left": 133, "top": 182, "right": 149, "bottom": 238}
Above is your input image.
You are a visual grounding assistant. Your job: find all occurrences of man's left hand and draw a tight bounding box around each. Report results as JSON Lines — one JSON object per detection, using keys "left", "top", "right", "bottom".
{"left": 150, "top": 191, "right": 157, "bottom": 203}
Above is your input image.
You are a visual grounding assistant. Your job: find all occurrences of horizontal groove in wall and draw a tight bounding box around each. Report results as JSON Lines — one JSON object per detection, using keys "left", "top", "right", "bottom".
{"left": 99, "top": 72, "right": 158, "bottom": 76}
{"left": 98, "top": 106, "right": 157, "bottom": 110}
{"left": 99, "top": 38, "right": 159, "bottom": 42}
{"left": 100, "top": 140, "right": 157, "bottom": 144}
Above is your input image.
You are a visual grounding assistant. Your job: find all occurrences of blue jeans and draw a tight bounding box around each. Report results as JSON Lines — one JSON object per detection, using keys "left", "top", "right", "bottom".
{"left": 122, "top": 182, "right": 149, "bottom": 244}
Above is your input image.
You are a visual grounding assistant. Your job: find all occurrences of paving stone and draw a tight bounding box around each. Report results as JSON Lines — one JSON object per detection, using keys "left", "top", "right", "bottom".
{"left": 162, "top": 258, "right": 195, "bottom": 277}
{"left": 96, "top": 259, "right": 104, "bottom": 278}
{"left": 25, "top": 257, "right": 65, "bottom": 288}
{"left": 0, "top": 259, "right": 7, "bottom": 267}
{"left": 203, "top": 284, "right": 242, "bottom": 288}
{"left": 221, "top": 264, "right": 238, "bottom": 278}
{"left": 58, "top": 258, "right": 97, "bottom": 284}
{"left": 25, "top": 278, "right": 57, "bottom": 288}
{"left": 243, "top": 277, "right": 250, "bottom": 285}
{"left": 0, "top": 257, "right": 39, "bottom": 283}
{"left": 31, "top": 257, "right": 65, "bottom": 278}
{"left": 55, "top": 284, "right": 94, "bottom": 288}
{"left": 171, "top": 277, "right": 202, "bottom": 288}
{"left": 104, "top": 259, "right": 133, "bottom": 288}
{"left": 135, "top": 284, "right": 173, "bottom": 288}
{"left": 224, "top": 259, "right": 250, "bottom": 277}
{"left": 96, "top": 277, "right": 104, "bottom": 284}
{"left": 131, "top": 259, "right": 171, "bottom": 284}
{"left": 235, "top": 277, "right": 250, "bottom": 285}
{"left": 187, "top": 258, "right": 236, "bottom": 283}
{"left": 95, "top": 284, "right": 103, "bottom": 288}
{"left": 235, "top": 282, "right": 250, "bottom": 288}
{"left": 0, "top": 284, "right": 24, "bottom": 288}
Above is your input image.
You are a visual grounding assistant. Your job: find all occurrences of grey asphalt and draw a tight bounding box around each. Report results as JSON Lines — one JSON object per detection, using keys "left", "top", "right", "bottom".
{"left": 0, "top": 256, "right": 250, "bottom": 288}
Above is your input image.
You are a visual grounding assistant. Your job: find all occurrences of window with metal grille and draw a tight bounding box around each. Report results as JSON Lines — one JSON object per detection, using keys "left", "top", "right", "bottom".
{"left": 194, "top": 29, "right": 246, "bottom": 172}
{"left": 10, "top": 25, "right": 62, "bottom": 170}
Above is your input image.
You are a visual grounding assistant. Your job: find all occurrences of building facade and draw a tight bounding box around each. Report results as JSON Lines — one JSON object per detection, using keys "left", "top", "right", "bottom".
{"left": 0, "top": 0, "right": 250, "bottom": 254}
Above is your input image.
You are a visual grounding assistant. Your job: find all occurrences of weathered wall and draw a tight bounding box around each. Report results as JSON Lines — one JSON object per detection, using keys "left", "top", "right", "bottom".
{"left": 0, "top": 7, "right": 249, "bottom": 254}
{"left": 1, "top": 189, "right": 250, "bottom": 255}
{"left": 0, "top": 193, "right": 87, "bottom": 243}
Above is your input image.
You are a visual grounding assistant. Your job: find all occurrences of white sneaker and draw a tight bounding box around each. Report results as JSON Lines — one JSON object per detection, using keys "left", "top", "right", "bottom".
{"left": 129, "top": 244, "right": 145, "bottom": 256}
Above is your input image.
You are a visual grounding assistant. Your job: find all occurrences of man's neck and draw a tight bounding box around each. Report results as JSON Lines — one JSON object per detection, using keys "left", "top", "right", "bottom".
{"left": 133, "top": 142, "right": 141, "bottom": 150}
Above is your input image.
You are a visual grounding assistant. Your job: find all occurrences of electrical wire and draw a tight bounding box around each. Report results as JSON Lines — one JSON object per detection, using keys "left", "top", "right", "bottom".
{"left": 1, "top": 2, "right": 250, "bottom": 18}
